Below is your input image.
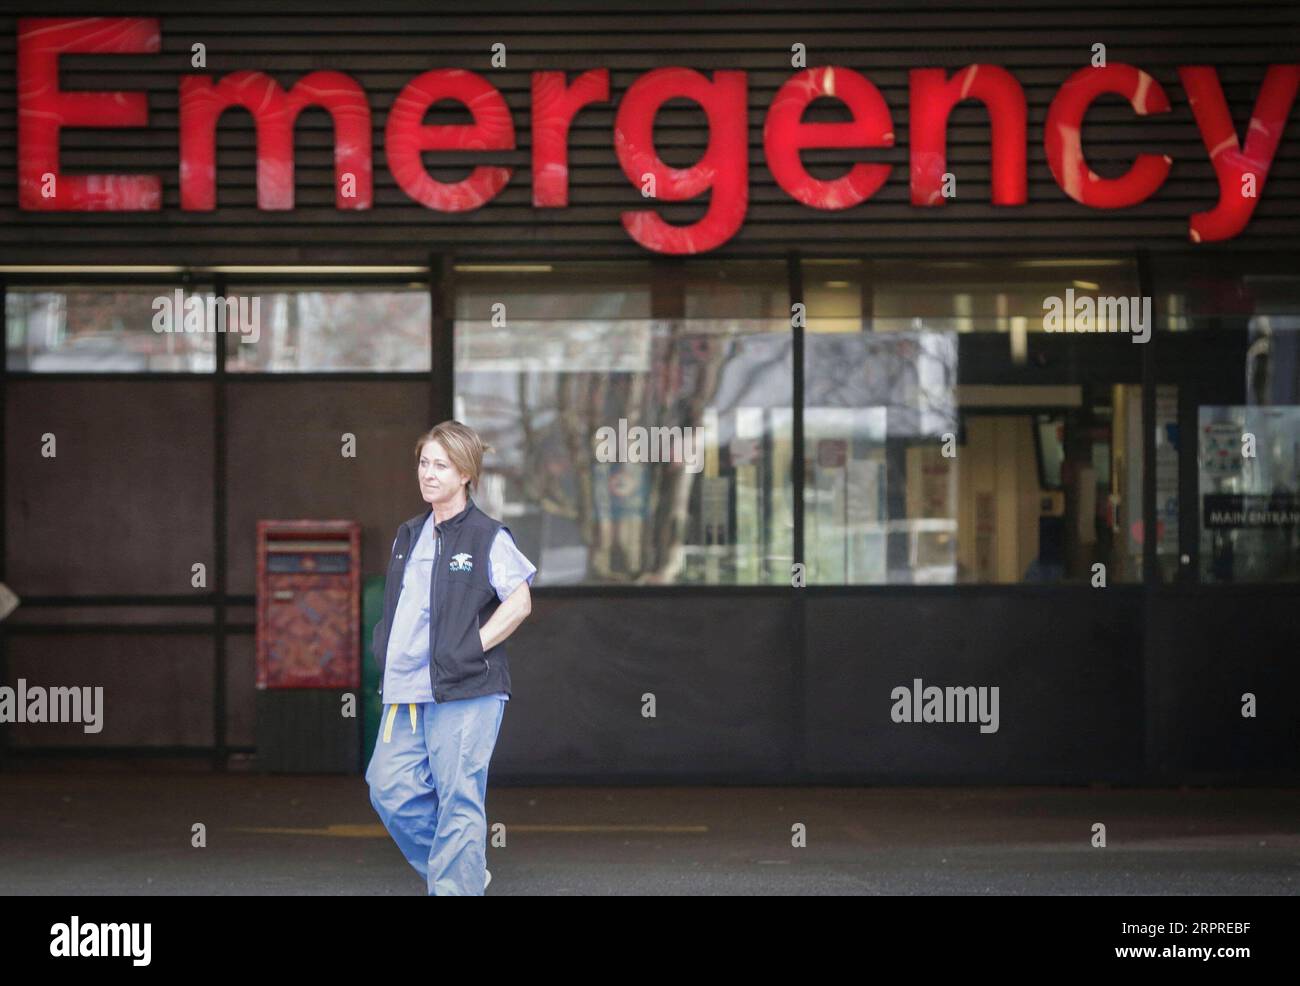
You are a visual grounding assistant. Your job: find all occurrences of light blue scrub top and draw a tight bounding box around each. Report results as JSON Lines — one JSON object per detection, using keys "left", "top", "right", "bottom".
{"left": 381, "top": 511, "right": 537, "bottom": 704}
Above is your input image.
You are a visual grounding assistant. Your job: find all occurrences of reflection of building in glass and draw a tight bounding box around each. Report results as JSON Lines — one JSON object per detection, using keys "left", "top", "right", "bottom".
{"left": 457, "top": 315, "right": 794, "bottom": 585}
{"left": 806, "top": 331, "right": 959, "bottom": 584}
{"left": 1199, "top": 406, "right": 1300, "bottom": 582}
{"left": 6, "top": 260, "right": 1297, "bottom": 590}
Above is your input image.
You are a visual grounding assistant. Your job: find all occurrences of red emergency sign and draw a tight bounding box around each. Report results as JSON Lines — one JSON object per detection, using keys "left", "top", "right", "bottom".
{"left": 15, "top": 17, "right": 1300, "bottom": 253}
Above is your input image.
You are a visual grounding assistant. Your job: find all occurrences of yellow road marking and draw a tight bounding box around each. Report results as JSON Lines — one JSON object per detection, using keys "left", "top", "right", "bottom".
{"left": 232, "top": 823, "right": 709, "bottom": 837}
{"left": 233, "top": 824, "right": 388, "bottom": 838}
{"left": 510, "top": 825, "right": 709, "bottom": 833}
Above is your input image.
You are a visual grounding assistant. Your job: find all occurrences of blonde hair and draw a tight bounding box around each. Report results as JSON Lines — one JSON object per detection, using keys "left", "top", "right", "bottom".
{"left": 414, "top": 420, "right": 494, "bottom": 492}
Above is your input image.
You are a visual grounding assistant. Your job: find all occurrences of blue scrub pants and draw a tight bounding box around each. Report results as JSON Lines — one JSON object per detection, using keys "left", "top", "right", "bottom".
{"left": 366, "top": 695, "right": 506, "bottom": 895}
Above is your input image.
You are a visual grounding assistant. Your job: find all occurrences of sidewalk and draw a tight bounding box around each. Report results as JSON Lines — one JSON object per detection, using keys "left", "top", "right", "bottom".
{"left": 1, "top": 772, "right": 1297, "bottom": 894}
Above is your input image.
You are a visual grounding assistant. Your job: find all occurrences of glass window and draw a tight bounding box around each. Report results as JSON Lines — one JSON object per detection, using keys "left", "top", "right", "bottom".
{"left": 1199, "top": 405, "right": 1300, "bottom": 582}
{"left": 1154, "top": 256, "right": 1300, "bottom": 582}
{"left": 455, "top": 261, "right": 793, "bottom": 585}
{"left": 6, "top": 286, "right": 216, "bottom": 372}
{"left": 224, "top": 287, "right": 431, "bottom": 372}
{"left": 454, "top": 262, "right": 651, "bottom": 321}
{"left": 804, "top": 258, "right": 1144, "bottom": 584}
{"left": 868, "top": 257, "right": 1143, "bottom": 335}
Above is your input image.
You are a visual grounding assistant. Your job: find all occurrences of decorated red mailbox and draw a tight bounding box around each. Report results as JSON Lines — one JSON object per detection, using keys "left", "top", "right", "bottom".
{"left": 256, "top": 520, "right": 361, "bottom": 689}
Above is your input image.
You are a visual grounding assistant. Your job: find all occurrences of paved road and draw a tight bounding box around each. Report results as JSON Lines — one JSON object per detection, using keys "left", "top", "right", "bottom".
{"left": 2, "top": 770, "right": 1297, "bottom": 894}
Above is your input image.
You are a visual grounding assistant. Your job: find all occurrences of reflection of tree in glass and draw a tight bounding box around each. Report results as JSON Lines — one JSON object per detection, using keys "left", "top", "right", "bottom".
{"left": 267, "top": 292, "right": 429, "bottom": 371}
{"left": 546, "top": 324, "right": 788, "bottom": 582}
{"left": 808, "top": 333, "right": 957, "bottom": 438}
{"left": 466, "top": 319, "right": 791, "bottom": 584}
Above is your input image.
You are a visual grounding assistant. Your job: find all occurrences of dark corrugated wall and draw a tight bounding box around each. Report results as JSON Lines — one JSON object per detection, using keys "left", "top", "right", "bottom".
{"left": 0, "top": 0, "right": 1297, "bottom": 263}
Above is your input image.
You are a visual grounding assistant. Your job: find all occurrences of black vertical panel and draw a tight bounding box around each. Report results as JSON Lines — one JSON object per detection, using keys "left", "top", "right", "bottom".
{"left": 787, "top": 250, "right": 805, "bottom": 774}
{"left": 432, "top": 252, "right": 452, "bottom": 424}
{"left": 1176, "top": 380, "right": 1198, "bottom": 581}
{"left": 0, "top": 282, "right": 6, "bottom": 768}
{"left": 214, "top": 272, "right": 228, "bottom": 770}
{"left": 1138, "top": 247, "right": 1157, "bottom": 587}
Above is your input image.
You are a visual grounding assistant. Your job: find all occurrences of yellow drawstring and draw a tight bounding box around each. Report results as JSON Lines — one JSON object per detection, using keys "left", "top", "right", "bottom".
{"left": 381, "top": 703, "right": 419, "bottom": 743}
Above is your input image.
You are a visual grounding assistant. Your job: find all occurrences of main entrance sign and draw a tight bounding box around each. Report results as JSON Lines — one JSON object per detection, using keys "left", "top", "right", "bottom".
{"left": 16, "top": 17, "right": 1300, "bottom": 253}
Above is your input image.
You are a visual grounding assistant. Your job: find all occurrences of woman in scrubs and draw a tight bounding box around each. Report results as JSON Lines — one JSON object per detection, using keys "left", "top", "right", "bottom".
{"left": 366, "top": 421, "right": 535, "bottom": 895}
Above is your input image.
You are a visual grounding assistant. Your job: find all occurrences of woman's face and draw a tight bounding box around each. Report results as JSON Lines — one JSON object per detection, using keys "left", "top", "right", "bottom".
{"left": 418, "top": 439, "right": 468, "bottom": 507}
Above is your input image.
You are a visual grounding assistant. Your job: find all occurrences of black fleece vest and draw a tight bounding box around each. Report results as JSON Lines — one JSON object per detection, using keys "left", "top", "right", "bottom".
{"left": 373, "top": 497, "right": 514, "bottom": 703}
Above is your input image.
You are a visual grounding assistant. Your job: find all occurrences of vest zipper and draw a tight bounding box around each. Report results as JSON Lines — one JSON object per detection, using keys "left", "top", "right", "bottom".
{"left": 377, "top": 531, "right": 410, "bottom": 698}
{"left": 430, "top": 527, "right": 441, "bottom": 699}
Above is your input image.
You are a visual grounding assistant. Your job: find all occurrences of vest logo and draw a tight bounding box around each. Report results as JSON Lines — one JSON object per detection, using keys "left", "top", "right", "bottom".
{"left": 450, "top": 553, "right": 474, "bottom": 572}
